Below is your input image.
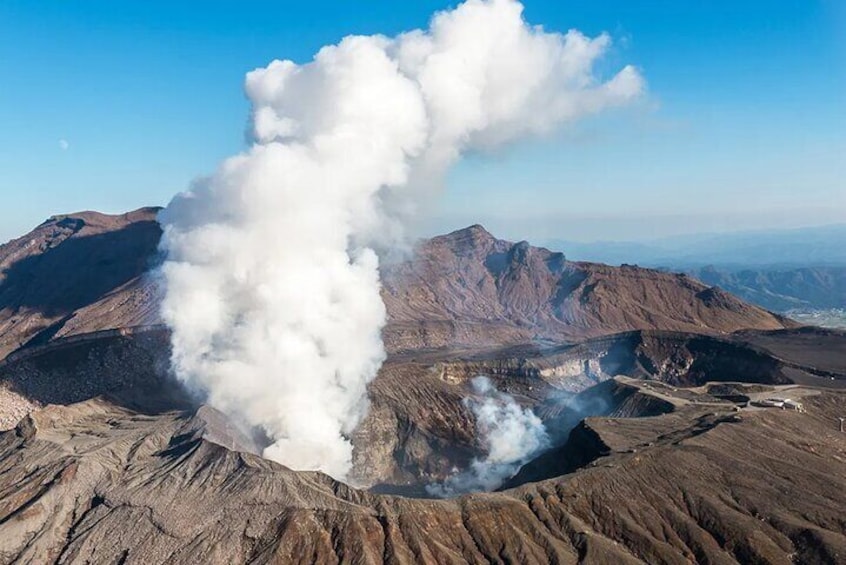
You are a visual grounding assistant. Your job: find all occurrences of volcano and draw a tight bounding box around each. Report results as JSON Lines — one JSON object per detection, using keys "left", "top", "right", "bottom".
{"left": 0, "top": 209, "right": 844, "bottom": 564}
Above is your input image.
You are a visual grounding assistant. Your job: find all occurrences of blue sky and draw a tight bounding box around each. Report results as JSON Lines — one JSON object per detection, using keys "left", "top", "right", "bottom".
{"left": 0, "top": 0, "right": 843, "bottom": 243}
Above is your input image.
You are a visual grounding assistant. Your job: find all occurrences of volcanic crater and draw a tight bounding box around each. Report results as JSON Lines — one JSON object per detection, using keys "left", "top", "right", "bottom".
{"left": 0, "top": 210, "right": 844, "bottom": 564}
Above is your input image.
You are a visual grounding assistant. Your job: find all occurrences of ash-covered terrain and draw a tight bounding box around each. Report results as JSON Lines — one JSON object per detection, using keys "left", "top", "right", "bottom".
{"left": 0, "top": 210, "right": 844, "bottom": 564}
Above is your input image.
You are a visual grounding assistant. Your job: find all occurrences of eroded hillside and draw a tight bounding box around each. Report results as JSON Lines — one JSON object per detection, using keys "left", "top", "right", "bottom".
{"left": 0, "top": 210, "right": 843, "bottom": 564}
{"left": 0, "top": 212, "right": 795, "bottom": 362}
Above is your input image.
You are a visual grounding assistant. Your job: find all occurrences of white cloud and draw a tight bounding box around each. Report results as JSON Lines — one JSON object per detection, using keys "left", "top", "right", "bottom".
{"left": 159, "top": 0, "right": 643, "bottom": 480}
{"left": 427, "top": 377, "right": 550, "bottom": 497}
{"left": 58, "top": 139, "right": 69, "bottom": 151}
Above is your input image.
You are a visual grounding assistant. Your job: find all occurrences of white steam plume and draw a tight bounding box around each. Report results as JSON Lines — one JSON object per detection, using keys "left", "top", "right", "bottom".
{"left": 427, "top": 377, "right": 549, "bottom": 497}
{"left": 158, "top": 0, "right": 643, "bottom": 480}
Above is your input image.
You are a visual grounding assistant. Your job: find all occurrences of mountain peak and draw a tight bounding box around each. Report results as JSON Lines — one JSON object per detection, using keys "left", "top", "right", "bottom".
{"left": 449, "top": 224, "right": 495, "bottom": 239}
{"left": 43, "top": 207, "right": 161, "bottom": 230}
{"left": 425, "top": 224, "right": 502, "bottom": 258}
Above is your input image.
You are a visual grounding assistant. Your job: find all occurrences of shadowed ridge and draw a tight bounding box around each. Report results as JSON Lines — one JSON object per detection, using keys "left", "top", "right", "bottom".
{"left": 0, "top": 213, "right": 797, "bottom": 359}
{"left": 0, "top": 208, "right": 163, "bottom": 359}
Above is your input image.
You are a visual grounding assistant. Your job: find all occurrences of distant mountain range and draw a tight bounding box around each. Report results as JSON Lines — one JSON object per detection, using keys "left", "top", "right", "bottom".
{"left": 544, "top": 224, "right": 846, "bottom": 313}
{"left": 382, "top": 225, "right": 792, "bottom": 351}
{"left": 686, "top": 265, "right": 846, "bottom": 312}
{"left": 544, "top": 224, "right": 846, "bottom": 269}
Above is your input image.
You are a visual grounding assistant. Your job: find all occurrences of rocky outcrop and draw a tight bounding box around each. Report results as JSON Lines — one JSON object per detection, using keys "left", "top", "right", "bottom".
{"left": 381, "top": 225, "right": 795, "bottom": 351}
{"left": 0, "top": 210, "right": 841, "bottom": 564}
{"left": 1, "top": 381, "right": 845, "bottom": 564}
{"left": 0, "top": 213, "right": 795, "bottom": 363}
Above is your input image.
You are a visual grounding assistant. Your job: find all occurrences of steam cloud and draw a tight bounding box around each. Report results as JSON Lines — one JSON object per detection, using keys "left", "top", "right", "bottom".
{"left": 158, "top": 0, "right": 643, "bottom": 479}
{"left": 427, "top": 377, "right": 549, "bottom": 497}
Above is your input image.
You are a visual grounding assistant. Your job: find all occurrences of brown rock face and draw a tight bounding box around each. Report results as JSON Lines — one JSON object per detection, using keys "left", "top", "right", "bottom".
{"left": 0, "top": 210, "right": 841, "bottom": 564}
{"left": 0, "top": 337, "right": 844, "bottom": 564}
{"left": 381, "top": 225, "right": 794, "bottom": 351}
{"left": 0, "top": 208, "right": 162, "bottom": 359}
{"left": 0, "top": 213, "right": 793, "bottom": 362}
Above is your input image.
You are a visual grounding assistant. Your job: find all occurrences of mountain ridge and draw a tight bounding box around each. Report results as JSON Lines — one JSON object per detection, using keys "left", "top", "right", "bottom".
{"left": 383, "top": 224, "right": 795, "bottom": 351}
{"left": 0, "top": 209, "right": 844, "bottom": 563}
{"left": 0, "top": 210, "right": 795, "bottom": 362}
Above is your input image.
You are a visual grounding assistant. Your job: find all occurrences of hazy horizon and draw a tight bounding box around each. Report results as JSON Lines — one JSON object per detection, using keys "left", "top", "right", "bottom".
{"left": 426, "top": 209, "right": 846, "bottom": 245}
{"left": 2, "top": 202, "right": 846, "bottom": 249}
{"left": 1, "top": 0, "right": 843, "bottom": 247}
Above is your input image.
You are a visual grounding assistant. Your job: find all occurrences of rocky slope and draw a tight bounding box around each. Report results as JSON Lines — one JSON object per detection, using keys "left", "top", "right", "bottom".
{"left": 1, "top": 368, "right": 844, "bottom": 564}
{"left": 0, "top": 208, "right": 162, "bottom": 359}
{"left": 382, "top": 225, "right": 794, "bottom": 351}
{"left": 356, "top": 326, "right": 846, "bottom": 488}
{"left": 0, "top": 210, "right": 821, "bottom": 491}
{"left": 0, "top": 209, "right": 842, "bottom": 564}
{"left": 2, "top": 319, "right": 843, "bottom": 496}
{"left": 0, "top": 212, "right": 794, "bottom": 361}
